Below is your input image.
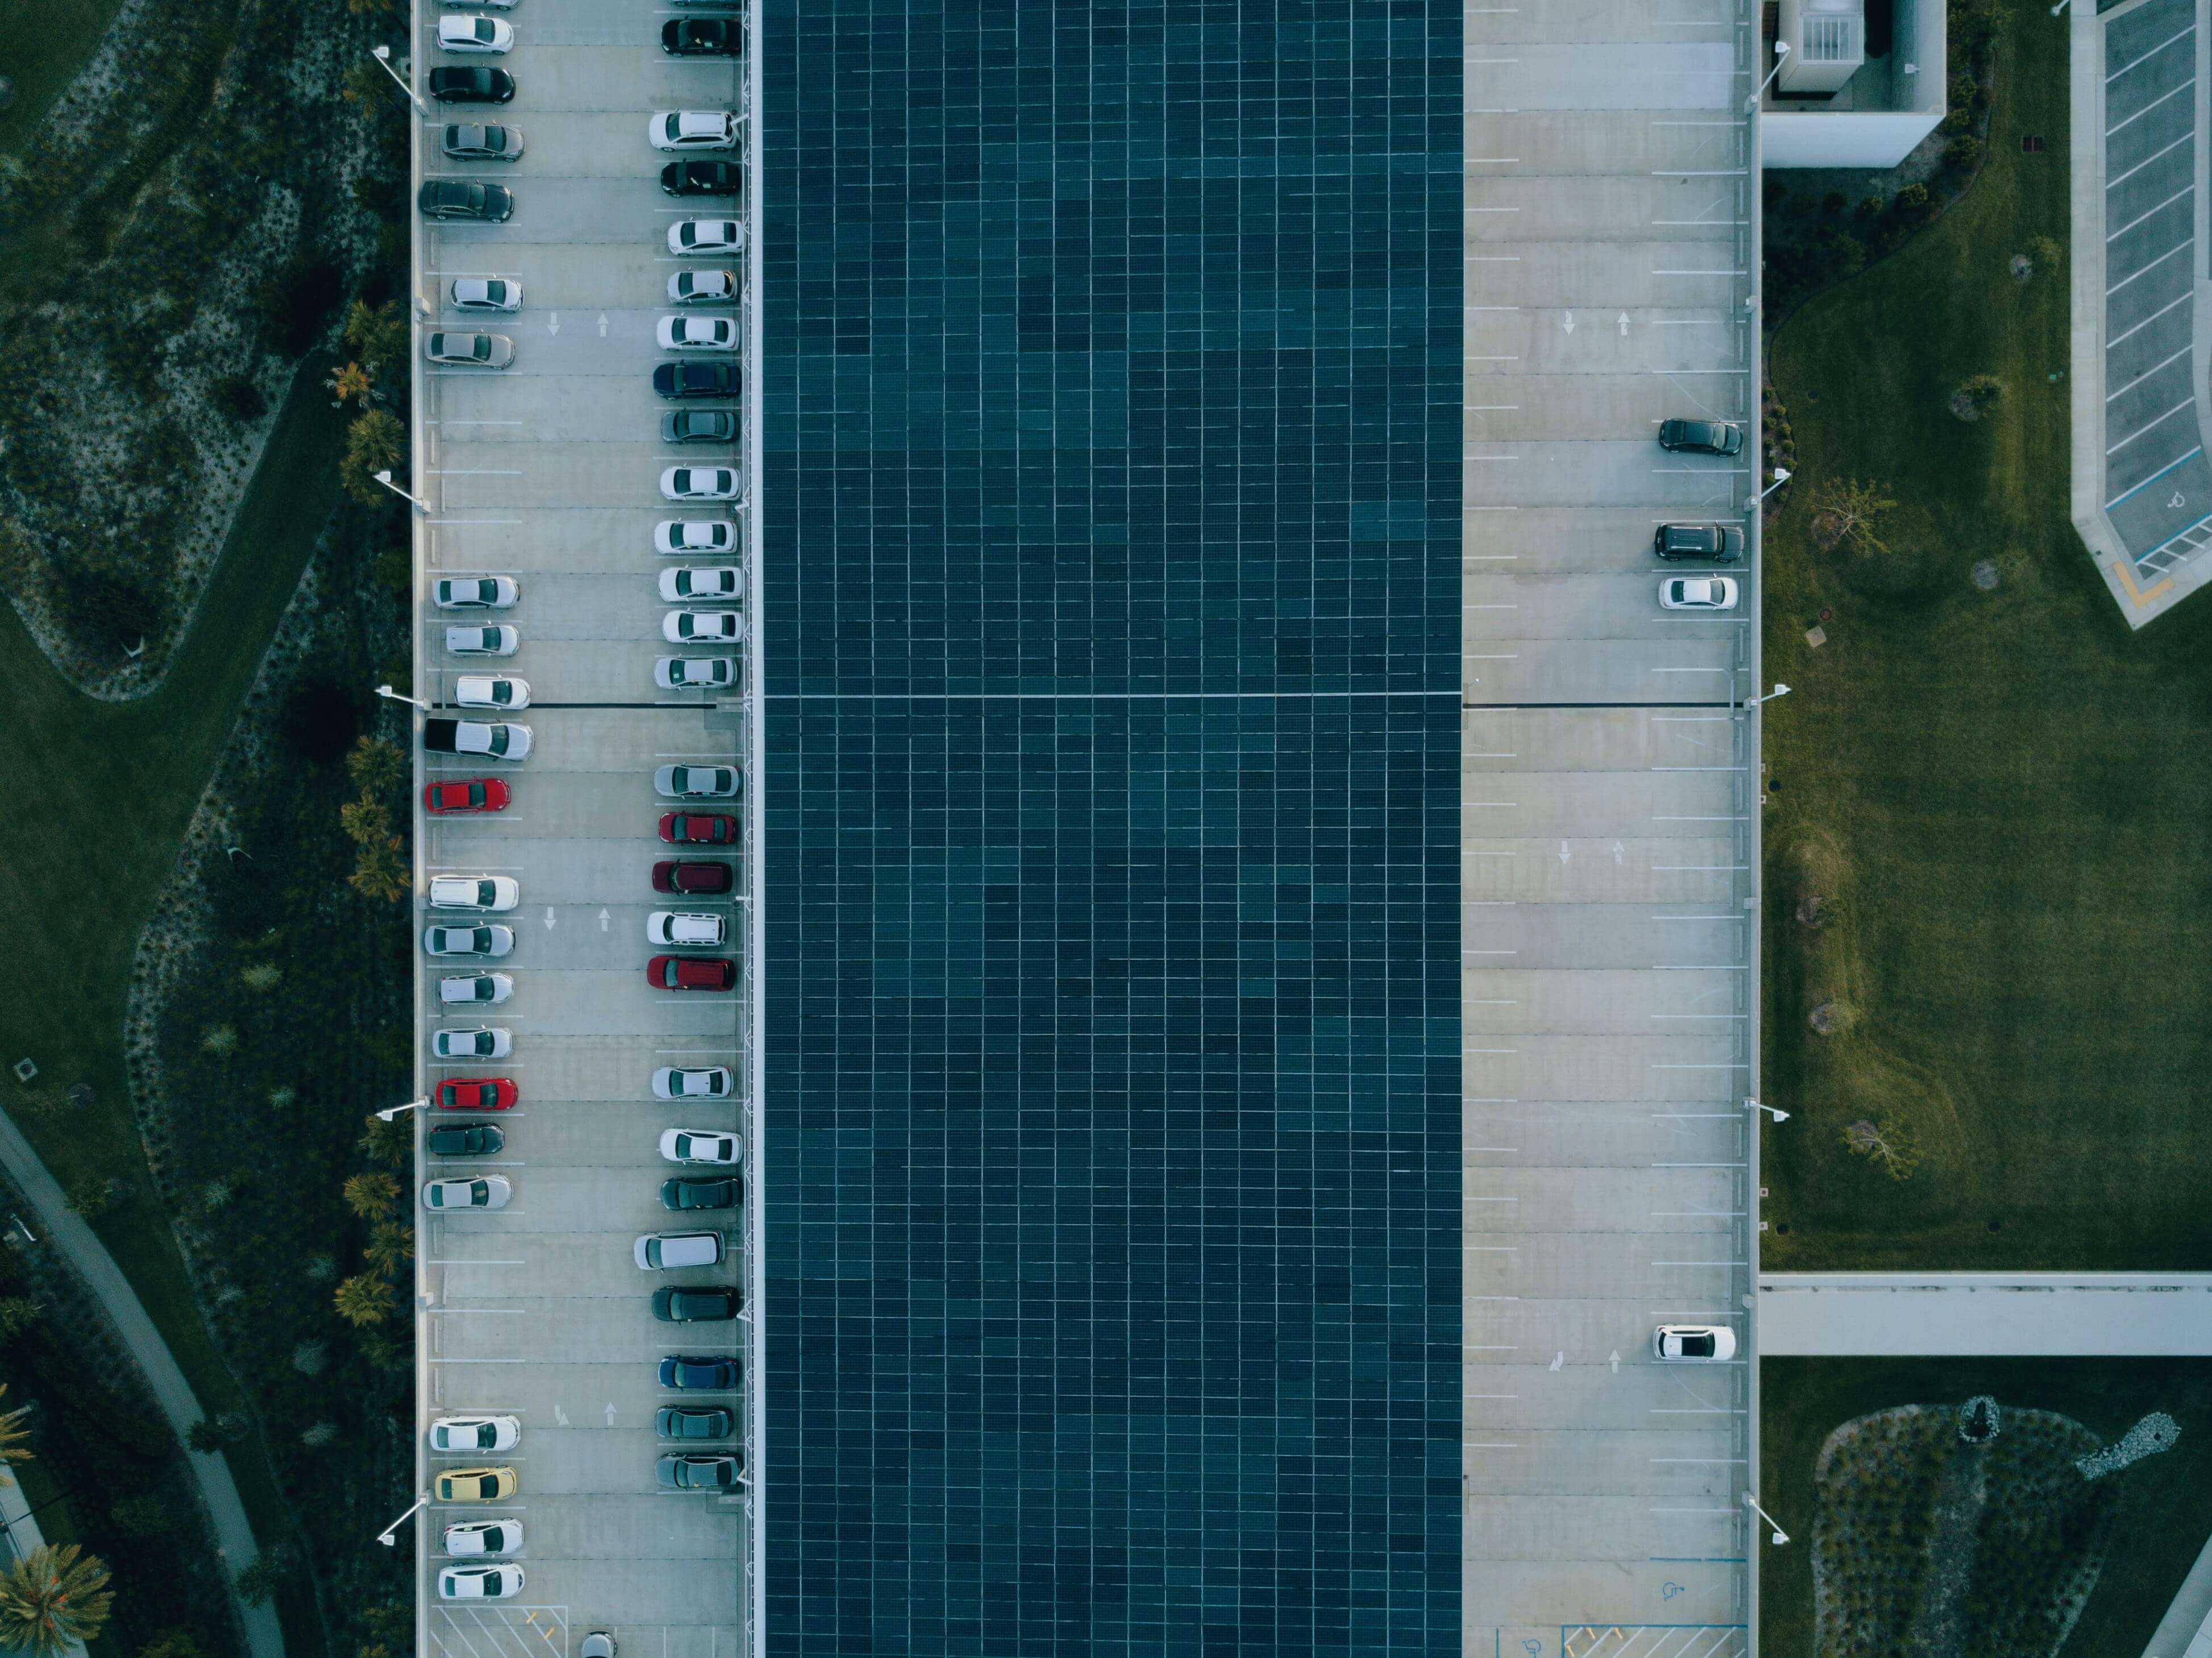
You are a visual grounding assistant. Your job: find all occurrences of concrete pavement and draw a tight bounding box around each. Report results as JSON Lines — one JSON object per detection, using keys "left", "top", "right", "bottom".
{"left": 1758, "top": 1273, "right": 2212, "bottom": 1354}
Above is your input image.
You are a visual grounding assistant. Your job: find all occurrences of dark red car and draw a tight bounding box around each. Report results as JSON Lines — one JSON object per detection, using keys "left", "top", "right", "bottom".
{"left": 653, "top": 860, "right": 733, "bottom": 895}
{"left": 436, "top": 1076, "right": 518, "bottom": 1110}
{"left": 658, "top": 812, "right": 738, "bottom": 846}
{"left": 425, "top": 777, "right": 511, "bottom": 814}
{"left": 648, "top": 956, "right": 736, "bottom": 992}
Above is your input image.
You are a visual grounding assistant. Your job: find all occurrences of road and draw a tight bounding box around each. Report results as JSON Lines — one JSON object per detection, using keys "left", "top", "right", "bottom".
{"left": 1759, "top": 1273, "right": 2212, "bottom": 1354}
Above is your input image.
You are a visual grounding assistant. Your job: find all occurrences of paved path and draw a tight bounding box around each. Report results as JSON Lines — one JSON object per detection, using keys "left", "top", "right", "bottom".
{"left": 0, "top": 1108, "right": 283, "bottom": 1658}
{"left": 1759, "top": 1272, "right": 2212, "bottom": 1354}
{"left": 2143, "top": 1523, "right": 2212, "bottom": 1658}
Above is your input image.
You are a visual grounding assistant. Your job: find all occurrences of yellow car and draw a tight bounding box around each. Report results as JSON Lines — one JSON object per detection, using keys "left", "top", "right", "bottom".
{"left": 436, "top": 1466, "right": 518, "bottom": 1503}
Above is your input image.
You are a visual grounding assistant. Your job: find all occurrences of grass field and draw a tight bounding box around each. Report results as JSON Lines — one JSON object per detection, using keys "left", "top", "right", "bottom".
{"left": 0, "top": 0, "right": 128, "bottom": 152}
{"left": 1758, "top": 4, "right": 2212, "bottom": 1269}
{"left": 1762, "top": 1359, "right": 2212, "bottom": 1658}
{"left": 0, "top": 361, "right": 345, "bottom": 1658}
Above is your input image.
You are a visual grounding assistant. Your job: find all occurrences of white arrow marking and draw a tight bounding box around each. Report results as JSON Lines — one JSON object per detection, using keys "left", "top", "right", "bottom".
{"left": 1558, "top": 840, "right": 1571, "bottom": 864}
{"left": 543, "top": 906, "right": 556, "bottom": 930}
{"left": 547, "top": 311, "right": 560, "bottom": 335}
{"left": 1548, "top": 1352, "right": 1564, "bottom": 1373}
{"left": 1618, "top": 311, "right": 1629, "bottom": 335}
{"left": 1608, "top": 1350, "right": 1621, "bottom": 1374}
{"left": 1612, "top": 840, "right": 1624, "bottom": 864}
{"left": 1561, "top": 311, "right": 1575, "bottom": 334}
{"left": 604, "top": 1403, "right": 617, "bottom": 1427}
{"left": 597, "top": 313, "right": 609, "bottom": 337}
{"left": 599, "top": 907, "right": 611, "bottom": 932}
{"left": 554, "top": 1404, "right": 569, "bottom": 1426}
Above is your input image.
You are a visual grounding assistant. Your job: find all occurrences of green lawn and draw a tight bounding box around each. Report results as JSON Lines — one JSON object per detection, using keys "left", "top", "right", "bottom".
{"left": 0, "top": 363, "right": 345, "bottom": 1658}
{"left": 1762, "top": 1359, "right": 2212, "bottom": 1658}
{"left": 1758, "top": 4, "right": 2212, "bottom": 1269}
{"left": 0, "top": 0, "right": 128, "bottom": 152}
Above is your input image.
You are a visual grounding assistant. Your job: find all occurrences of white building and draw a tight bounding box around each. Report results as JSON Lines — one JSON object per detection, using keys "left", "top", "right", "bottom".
{"left": 1761, "top": 0, "right": 1949, "bottom": 168}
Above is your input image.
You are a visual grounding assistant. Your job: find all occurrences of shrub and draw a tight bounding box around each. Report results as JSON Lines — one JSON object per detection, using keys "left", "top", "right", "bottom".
{"left": 139, "top": 1630, "right": 206, "bottom": 1658}
{"left": 1956, "top": 373, "right": 2005, "bottom": 416}
{"left": 213, "top": 374, "right": 266, "bottom": 421}
{"left": 339, "top": 411, "right": 408, "bottom": 505}
{"left": 1856, "top": 194, "right": 1883, "bottom": 219}
{"left": 1821, "top": 190, "right": 1846, "bottom": 215}
{"left": 201, "top": 1025, "right": 239, "bottom": 1059}
{"left": 0, "top": 1300, "right": 40, "bottom": 1340}
{"left": 1823, "top": 232, "right": 1866, "bottom": 280}
{"left": 1763, "top": 176, "right": 1790, "bottom": 212}
{"left": 109, "top": 1498, "right": 172, "bottom": 1540}
{"left": 335, "top": 1275, "right": 397, "bottom": 1328}
{"left": 64, "top": 1179, "right": 117, "bottom": 1221}
{"left": 1946, "top": 135, "right": 1985, "bottom": 172}
{"left": 292, "top": 1341, "right": 328, "bottom": 1377}
{"left": 343, "top": 300, "right": 410, "bottom": 383}
{"left": 299, "top": 1423, "right": 338, "bottom": 1450}
{"left": 342, "top": 1172, "right": 400, "bottom": 1220}
{"left": 373, "top": 548, "right": 412, "bottom": 595}
{"left": 2030, "top": 233, "right": 2065, "bottom": 272}
{"left": 240, "top": 963, "right": 283, "bottom": 993}
{"left": 233, "top": 1556, "right": 283, "bottom": 1608}
{"left": 1941, "top": 105, "right": 1972, "bottom": 135}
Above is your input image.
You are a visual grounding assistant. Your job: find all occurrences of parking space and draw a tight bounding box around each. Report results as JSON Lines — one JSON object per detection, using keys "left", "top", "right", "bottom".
{"left": 1464, "top": 0, "right": 1756, "bottom": 1646}
{"left": 408, "top": 0, "right": 753, "bottom": 1648}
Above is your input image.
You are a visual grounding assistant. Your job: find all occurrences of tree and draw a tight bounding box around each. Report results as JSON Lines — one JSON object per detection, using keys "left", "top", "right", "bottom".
{"left": 334, "top": 1274, "right": 397, "bottom": 1327}
{"left": 343, "top": 1171, "right": 400, "bottom": 1219}
{"left": 344, "top": 300, "right": 410, "bottom": 382}
{"left": 0, "top": 1545, "right": 114, "bottom": 1656}
{"left": 1810, "top": 476, "right": 1896, "bottom": 556}
{"left": 0, "top": 1299, "right": 40, "bottom": 1341}
{"left": 139, "top": 1630, "right": 206, "bottom": 1658}
{"left": 110, "top": 1497, "right": 173, "bottom": 1540}
{"left": 347, "top": 736, "right": 406, "bottom": 798}
{"left": 367, "top": 1220, "right": 414, "bottom": 1278}
{"left": 240, "top": 961, "right": 283, "bottom": 992}
{"left": 202, "top": 1024, "right": 240, "bottom": 1058}
{"left": 1842, "top": 1117, "right": 1924, "bottom": 1180}
{"left": 359, "top": 1113, "right": 411, "bottom": 1168}
{"left": 0, "top": 1385, "right": 31, "bottom": 1485}
{"left": 340, "top": 798, "right": 396, "bottom": 847}
{"left": 340, "top": 411, "right": 407, "bottom": 505}
{"left": 64, "top": 1177, "right": 117, "bottom": 1220}
{"left": 1955, "top": 374, "right": 2005, "bottom": 417}
{"left": 348, "top": 835, "right": 411, "bottom": 903}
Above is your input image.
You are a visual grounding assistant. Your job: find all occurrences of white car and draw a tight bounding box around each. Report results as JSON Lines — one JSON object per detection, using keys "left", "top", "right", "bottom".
{"left": 425, "top": 924, "right": 516, "bottom": 958}
{"left": 651, "top": 110, "right": 740, "bottom": 151}
{"left": 434, "top": 1026, "right": 512, "bottom": 1059}
{"left": 668, "top": 219, "right": 744, "bottom": 256}
{"left": 426, "top": 331, "right": 514, "bottom": 368}
{"left": 663, "top": 610, "right": 743, "bottom": 645}
{"left": 1653, "top": 1325, "right": 1737, "bottom": 1362}
{"left": 653, "top": 1066, "right": 733, "bottom": 1100}
{"left": 668, "top": 270, "right": 738, "bottom": 305}
{"left": 660, "top": 566, "right": 743, "bottom": 603}
{"left": 656, "top": 657, "right": 737, "bottom": 691}
{"left": 661, "top": 467, "right": 742, "bottom": 503}
{"left": 430, "top": 1415, "right": 523, "bottom": 1452}
{"left": 656, "top": 316, "right": 738, "bottom": 353}
{"left": 1659, "top": 575, "right": 1740, "bottom": 612}
{"left": 438, "top": 1564, "right": 525, "bottom": 1601}
{"left": 424, "top": 1176, "right": 513, "bottom": 1210}
{"left": 438, "top": 15, "right": 515, "bottom": 52}
{"left": 649, "top": 911, "right": 727, "bottom": 947}
{"left": 434, "top": 577, "right": 520, "bottom": 610}
{"left": 455, "top": 675, "right": 531, "bottom": 710}
{"left": 634, "top": 1232, "right": 724, "bottom": 1270}
{"left": 442, "top": 1520, "right": 523, "bottom": 1557}
{"left": 429, "top": 875, "right": 521, "bottom": 912}
{"left": 446, "top": 625, "right": 519, "bottom": 656}
{"left": 655, "top": 763, "right": 740, "bottom": 799}
{"left": 661, "top": 1129, "right": 742, "bottom": 1166}
{"left": 439, "top": 974, "right": 514, "bottom": 1006}
{"left": 451, "top": 277, "right": 523, "bottom": 312}
{"left": 656, "top": 520, "right": 736, "bottom": 555}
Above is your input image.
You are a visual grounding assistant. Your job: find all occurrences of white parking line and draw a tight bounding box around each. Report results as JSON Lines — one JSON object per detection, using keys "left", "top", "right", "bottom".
{"left": 2109, "top": 76, "right": 2196, "bottom": 135}
{"left": 2107, "top": 344, "right": 2193, "bottom": 401}
{"left": 2107, "top": 238, "right": 2192, "bottom": 294}
{"left": 2107, "top": 183, "right": 2195, "bottom": 243}
{"left": 2108, "top": 129, "right": 2196, "bottom": 189}
{"left": 2107, "top": 22, "right": 2196, "bottom": 84}
{"left": 2107, "top": 394, "right": 2196, "bottom": 454}
{"left": 2109, "top": 289, "right": 2192, "bottom": 346}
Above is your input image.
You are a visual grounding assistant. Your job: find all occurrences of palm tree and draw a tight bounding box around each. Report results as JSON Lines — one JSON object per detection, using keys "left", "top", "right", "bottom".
{"left": 0, "top": 1384, "right": 31, "bottom": 1485}
{"left": 366, "top": 1220, "right": 413, "bottom": 1278}
{"left": 0, "top": 1544, "right": 114, "bottom": 1656}
{"left": 342, "top": 1171, "right": 399, "bottom": 1220}
{"left": 334, "top": 1274, "right": 397, "bottom": 1328}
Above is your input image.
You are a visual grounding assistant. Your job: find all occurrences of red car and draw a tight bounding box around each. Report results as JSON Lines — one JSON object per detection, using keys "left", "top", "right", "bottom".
{"left": 658, "top": 812, "right": 738, "bottom": 846}
{"left": 425, "top": 777, "right": 512, "bottom": 814}
{"left": 653, "top": 860, "right": 733, "bottom": 895}
{"left": 435, "top": 1077, "right": 518, "bottom": 1110}
{"left": 648, "top": 955, "right": 736, "bottom": 992}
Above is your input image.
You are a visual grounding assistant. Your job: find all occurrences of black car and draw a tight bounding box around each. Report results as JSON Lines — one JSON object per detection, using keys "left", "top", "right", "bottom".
{"left": 656, "top": 1406, "right": 735, "bottom": 1440}
{"left": 652, "top": 1286, "right": 742, "bottom": 1323}
{"left": 419, "top": 180, "right": 514, "bottom": 223}
{"left": 1657, "top": 418, "right": 1744, "bottom": 457}
{"left": 662, "top": 17, "right": 741, "bottom": 55}
{"left": 429, "top": 66, "right": 516, "bottom": 105}
{"left": 657, "top": 1453, "right": 742, "bottom": 1490}
{"left": 659, "top": 1354, "right": 742, "bottom": 1390}
{"left": 1653, "top": 523, "right": 1744, "bottom": 562}
{"left": 661, "top": 160, "right": 743, "bottom": 199}
{"left": 653, "top": 361, "right": 741, "bottom": 400}
{"left": 662, "top": 411, "right": 739, "bottom": 445}
{"left": 428, "top": 1121, "right": 506, "bottom": 1157}
{"left": 661, "top": 1175, "right": 741, "bottom": 1211}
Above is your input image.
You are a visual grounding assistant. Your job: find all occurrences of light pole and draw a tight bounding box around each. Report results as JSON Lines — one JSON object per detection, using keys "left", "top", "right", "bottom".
{"left": 1746, "top": 41, "right": 1790, "bottom": 111}
{"left": 370, "top": 45, "right": 428, "bottom": 115}
{"left": 378, "top": 1099, "right": 431, "bottom": 1122}
{"left": 2051, "top": 0, "right": 2070, "bottom": 14}
{"left": 1757, "top": 466, "right": 1792, "bottom": 501}
{"left": 376, "top": 685, "right": 429, "bottom": 713}
{"left": 1744, "top": 1491, "right": 1791, "bottom": 1545}
{"left": 374, "top": 469, "right": 428, "bottom": 515}
{"left": 1746, "top": 1097, "right": 1791, "bottom": 1124}
{"left": 1748, "top": 683, "right": 1792, "bottom": 708}
{"left": 376, "top": 1494, "right": 429, "bottom": 1546}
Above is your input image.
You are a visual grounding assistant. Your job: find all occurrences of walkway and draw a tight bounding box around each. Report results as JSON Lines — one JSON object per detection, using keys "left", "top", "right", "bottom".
{"left": 1759, "top": 1272, "right": 2212, "bottom": 1354}
{"left": 0, "top": 1108, "right": 282, "bottom": 1658}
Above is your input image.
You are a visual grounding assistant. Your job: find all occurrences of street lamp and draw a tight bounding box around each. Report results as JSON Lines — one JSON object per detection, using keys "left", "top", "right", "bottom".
{"left": 1746, "top": 1097, "right": 1791, "bottom": 1124}
{"left": 376, "top": 1495, "right": 429, "bottom": 1546}
{"left": 1748, "top": 683, "right": 1792, "bottom": 708}
{"left": 2051, "top": 0, "right": 2070, "bottom": 14}
{"left": 1746, "top": 41, "right": 1790, "bottom": 110}
{"left": 1757, "top": 466, "right": 1792, "bottom": 501}
{"left": 370, "top": 45, "right": 428, "bottom": 115}
{"left": 373, "top": 469, "right": 428, "bottom": 515}
{"left": 376, "top": 685, "right": 429, "bottom": 713}
{"left": 377, "top": 1099, "right": 431, "bottom": 1122}
{"left": 1744, "top": 1491, "right": 1791, "bottom": 1545}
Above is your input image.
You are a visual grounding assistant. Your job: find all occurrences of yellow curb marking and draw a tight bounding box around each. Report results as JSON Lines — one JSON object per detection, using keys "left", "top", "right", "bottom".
{"left": 2111, "top": 558, "right": 2175, "bottom": 606}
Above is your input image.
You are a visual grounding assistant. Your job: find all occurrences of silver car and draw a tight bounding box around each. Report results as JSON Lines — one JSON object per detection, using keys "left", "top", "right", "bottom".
{"left": 442, "top": 122, "right": 524, "bottom": 160}
{"left": 426, "top": 331, "right": 514, "bottom": 369}
{"left": 451, "top": 277, "right": 524, "bottom": 312}
{"left": 654, "top": 763, "right": 740, "bottom": 798}
{"left": 668, "top": 269, "right": 738, "bottom": 305}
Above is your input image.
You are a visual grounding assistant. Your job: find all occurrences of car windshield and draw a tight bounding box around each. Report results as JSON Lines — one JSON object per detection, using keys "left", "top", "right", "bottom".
{"left": 487, "top": 728, "right": 509, "bottom": 755}
{"left": 466, "top": 783, "right": 486, "bottom": 805}
{"left": 1683, "top": 1333, "right": 1714, "bottom": 1356}
{"left": 664, "top": 114, "right": 685, "bottom": 140}
{"left": 484, "top": 281, "right": 508, "bottom": 303}
{"left": 485, "top": 126, "right": 507, "bottom": 146}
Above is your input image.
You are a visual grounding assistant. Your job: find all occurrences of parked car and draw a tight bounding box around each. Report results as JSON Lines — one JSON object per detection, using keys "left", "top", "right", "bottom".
{"left": 1653, "top": 523, "right": 1744, "bottom": 562}
{"left": 668, "top": 269, "right": 738, "bottom": 305}
{"left": 662, "top": 610, "right": 743, "bottom": 645}
{"left": 649, "top": 911, "right": 727, "bottom": 947}
{"left": 656, "top": 1406, "right": 734, "bottom": 1439}
{"left": 434, "top": 1077, "right": 518, "bottom": 1110}
{"left": 425, "top": 777, "right": 511, "bottom": 814}
{"left": 425, "top": 719, "right": 532, "bottom": 760}
{"left": 432, "top": 1026, "right": 512, "bottom": 1060}
{"left": 446, "top": 625, "right": 519, "bottom": 656}
{"left": 662, "top": 17, "right": 741, "bottom": 54}
{"left": 438, "top": 973, "right": 514, "bottom": 1006}
{"left": 662, "top": 410, "right": 738, "bottom": 445}
{"left": 657, "top": 316, "right": 738, "bottom": 352}
{"left": 455, "top": 675, "right": 531, "bottom": 710}
{"left": 654, "top": 762, "right": 740, "bottom": 797}
{"left": 661, "top": 160, "right": 742, "bottom": 198}
{"left": 653, "top": 1066, "right": 732, "bottom": 1100}
{"left": 660, "top": 1128, "right": 742, "bottom": 1165}
{"left": 426, "top": 924, "right": 515, "bottom": 958}
{"left": 429, "top": 67, "right": 514, "bottom": 103}
{"left": 427, "top": 1120, "right": 505, "bottom": 1157}
{"left": 656, "top": 520, "right": 736, "bottom": 556}
{"left": 580, "top": 1636, "right": 616, "bottom": 1658}
{"left": 451, "top": 276, "right": 523, "bottom": 312}
{"left": 660, "top": 1176, "right": 740, "bottom": 1212}
{"left": 435, "top": 577, "right": 520, "bottom": 609}
{"left": 430, "top": 1416, "right": 522, "bottom": 1452}
{"left": 439, "top": 1564, "right": 524, "bottom": 1601}
{"left": 438, "top": 14, "right": 514, "bottom": 52}
{"left": 651, "top": 110, "right": 740, "bottom": 151}
{"left": 654, "top": 361, "right": 740, "bottom": 400}
{"left": 424, "top": 1176, "right": 512, "bottom": 1210}
{"left": 418, "top": 180, "right": 514, "bottom": 222}
{"left": 434, "top": 1467, "right": 517, "bottom": 1502}
{"left": 661, "top": 566, "right": 742, "bottom": 602}
{"left": 429, "top": 875, "right": 521, "bottom": 912}
{"left": 1657, "top": 417, "right": 1744, "bottom": 457}
{"left": 667, "top": 219, "right": 743, "bottom": 256}
{"left": 1653, "top": 1325, "right": 1737, "bottom": 1362}
{"left": 658, "top": 811, "right": 737, "bottom": 846}
{"left": 657, "top": 1453, "right": 742, "bottom": 1490}
{"left": 1658, "top": 575, "right": 1740, "bottom": 612}
{"left": 661, "top": 466, "right": 742, "bottom": 502}
{"left": 442, "top": 1520, "right": 522, "bottom": 1557}
{"left": 426, "top": 330, "right": 515, "bottom": 367}
{"left": 652, "top": 1286, "right": 741, "bottom": 1323}
{"left": 633, "top": 1231, "right": 723, "bottom": 1270}
{"left": 442, "top": 123, "right": 524, "bottom": 160}
{"left": 659, "top": 1355, "right": 741, "bottom": 1390}
{"left": 653, "top": 860, "right": 733, "bottom": 895}
{"left": 656, "top": 657, "right": 737, "bottom": 691}
{"left": 648, "top": 956, "right": 737, "bottom": 992}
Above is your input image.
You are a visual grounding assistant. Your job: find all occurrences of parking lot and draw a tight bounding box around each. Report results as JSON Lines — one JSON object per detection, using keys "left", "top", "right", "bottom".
{"left": 405, "top": 0, "right": 756, "bottom": 1648}
{"left": 1464, "top": 0, "right": 1758, "bottom": 1647}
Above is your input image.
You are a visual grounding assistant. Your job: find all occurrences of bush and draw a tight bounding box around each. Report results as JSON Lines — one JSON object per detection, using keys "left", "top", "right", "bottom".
{"left": 2031, "top": 233, "right": 2065, "bottom": 272}
{"left": 233, "top": 1556, "right": 283, "bottom": 1608}
{"left": 1941, "top": 105, "right": 1972, "bottom": 135}
{"left": 1946, "top": 135, "right": 1985, "bottom": 172}
{"left": 1857, "top": 193, "right": 1883, "bottom": 220}
{"left": 372, "top": 548, "right": 412, "bottom": 595}
{"left": 64, "top": 1178, "right": 118, "bottom": 1220}
{"left": 1823, "top": 232, "right": 1866, "bottom": 280}
{"left": 52, "top": 563, "right": 168, "bottom": 658}
{"left": 1763, "top": 176, "right": 1791, "bottom": 212}
{"left": 1821, "top": 190, "right": 1846, "bottom": 215}
{"left": 109, "top": 1498, "right": 173, "bottom": 1540}
{"left": 212, "top": 374, "right": 266, "bottom": 421}
{"left": 339, "top": 411, "right": 408, "bottom": 505}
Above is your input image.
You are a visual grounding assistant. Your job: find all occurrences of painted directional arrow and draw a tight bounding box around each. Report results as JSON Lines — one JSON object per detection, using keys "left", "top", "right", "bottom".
{"left": 604, "top": 1403, "right": 617, "bottom": 1427}
{"left": 554, "top": 1404, "right": 570, "bottom": 1426}
{"left": 1548, "top": 1352, "right": 1564, "bottom": 1373}
{"left": 1608, "top": 1350, "right": 1621, "bottom": 1374}
{"left": 597, "top": 313, "right": 609, "bottom": 337}
{"left": 547, "top": 311, "right": 560, "bottom": 335}
{"left": 543, "top": 906, "right": 557, "bottom": 930}
{"left": 1558, "top": 840, "right": 1571, "bottom": 864}
{"left": 1561, "top": 311, "right": 1575, "bottom": 334}
{"left": 1618, "top": 311, "right": 1629, "bottom": 335}
{"left": 599, "top": 907, "right": 611, "bottom": 932}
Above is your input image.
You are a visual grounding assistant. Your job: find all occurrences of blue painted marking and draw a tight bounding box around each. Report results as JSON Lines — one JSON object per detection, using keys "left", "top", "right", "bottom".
{"left": 2136, "top": 507, "right": 2212, "bottom": 564}
{"left": 2106, "top": 443, "right": 2204, "bottom": 510}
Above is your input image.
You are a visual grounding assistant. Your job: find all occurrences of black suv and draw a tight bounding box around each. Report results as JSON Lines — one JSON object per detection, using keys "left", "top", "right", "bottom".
{"left": 661, "top": 160, "right": 744, "bottom": 198}
{"left": 653, "top": 1286, "right": 743, "bottom": 1323}
{"left": 429, "top": 66, "right": 516, "bottom": 104}
{"left": 662, "top": 17, "right": 741, "bottom": 54}
{"left": 1653, "top": 524, "right": 1744, "bottom": 562}
{"left": 654, "top": 361, "right": 741, "bottom": 400}
{"left": 660, "top": 1176, "right": 741, "bottom": 1211}
{"left": 1656, "top": 418, "right": 1744, "bottom": 457}
{"left": 418, "top": 180, "right": 514, "bottom": 222}
{"left": 428, "top": 1122, "right": 506, "bottom": 1157}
